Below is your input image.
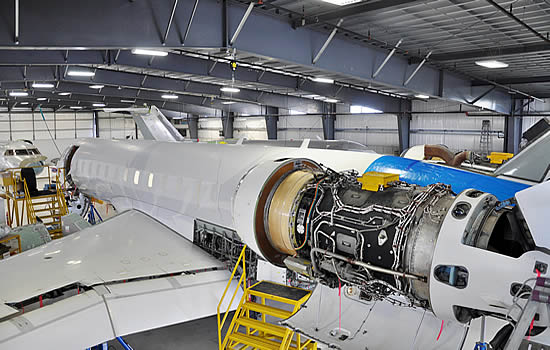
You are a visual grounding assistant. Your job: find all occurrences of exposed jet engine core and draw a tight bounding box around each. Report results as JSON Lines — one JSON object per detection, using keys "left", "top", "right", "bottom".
{"left": 235, "top": 158, "right": 536, "bottom": 323}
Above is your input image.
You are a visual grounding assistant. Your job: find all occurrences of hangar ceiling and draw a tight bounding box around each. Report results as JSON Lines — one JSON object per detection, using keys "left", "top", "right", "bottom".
{"left": 0, "top": 0, "right": 547, "bottom": 115}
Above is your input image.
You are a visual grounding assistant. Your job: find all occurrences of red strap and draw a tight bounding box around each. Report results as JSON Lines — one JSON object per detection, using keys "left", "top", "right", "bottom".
{"left": 338, "top": 280, "right": 342, "bottom": 331}
{"left": 436, "top": 320, "right": 444, "bottom": 341}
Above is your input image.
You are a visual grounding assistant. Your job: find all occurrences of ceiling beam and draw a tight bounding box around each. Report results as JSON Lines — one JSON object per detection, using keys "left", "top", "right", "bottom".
{"left": 0, "top": 0, "right": 516, "bottom": 112}
{"left": 429, "top": 42, "right": 550, "bottom": 62}
{"left": 473, "top": 76, "right": 550, "bottom": 86}
{"left": 293, "top": 0, "right": 421, "bottom": 28}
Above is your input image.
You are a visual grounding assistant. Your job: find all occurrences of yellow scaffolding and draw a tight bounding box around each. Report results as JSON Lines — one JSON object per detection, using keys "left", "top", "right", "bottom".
{"left": 218, "top": 246, "right": 316, "bottom": 350}
{"left": 2, "top": 165, "right": 68, "bottom": 239}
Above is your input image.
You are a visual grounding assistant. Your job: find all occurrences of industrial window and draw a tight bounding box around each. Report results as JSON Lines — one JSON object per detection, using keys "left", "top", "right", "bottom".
{"left": 350, "top": 105, "right": 383, "bottom": 114}
{"left": 4, "top": 150, "right": 13, "bottom": 156}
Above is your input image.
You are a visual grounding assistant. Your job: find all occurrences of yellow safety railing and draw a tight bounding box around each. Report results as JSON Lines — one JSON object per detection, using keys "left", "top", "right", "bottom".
{"left": 217, "top": 245, "right": 248, "bottom": 350}
{"left": 22, "top": 179, "right": 37, "bottom": 225}
{"left": 55, "top": 174, "right": 68, "bottom": 216}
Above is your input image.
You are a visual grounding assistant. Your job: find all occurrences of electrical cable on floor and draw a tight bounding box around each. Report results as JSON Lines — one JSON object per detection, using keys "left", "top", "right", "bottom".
{"left": 38, "top": 105, "right": 62, "bottom": 156}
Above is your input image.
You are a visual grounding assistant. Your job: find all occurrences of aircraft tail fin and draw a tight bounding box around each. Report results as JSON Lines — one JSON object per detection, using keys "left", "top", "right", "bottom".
{"left": 103, "top": 106, "right": 184, "bottom": 142}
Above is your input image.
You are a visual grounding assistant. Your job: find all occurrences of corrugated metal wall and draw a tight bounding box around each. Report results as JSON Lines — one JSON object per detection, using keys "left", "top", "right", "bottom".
{"left": 411, "top": 100, "right": 504, "bottom": 152}
{"left": 335, "top": 113, "right": 399, "bottom": 154}
{"left": 198, "top": 117, "right": 222, "bottom": 140}
{"left": 97, "top": 112, "right": 142, "bottom": 139}
{"left": 277, "top": 114, "right": 323, "bottom": 140}
{"left": 234, "top": 117, "right": 267, "bottom": 140}
{"left": 0, "top": 111, "right": 94, "bottom": 141}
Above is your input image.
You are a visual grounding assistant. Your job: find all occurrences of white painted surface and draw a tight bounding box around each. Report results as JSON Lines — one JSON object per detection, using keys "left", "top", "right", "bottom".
{"left": 0, "top": 210, "right": 224, "bottom": 303}
{"left": 516, "top": 180, "right": 550, "bottom": 249}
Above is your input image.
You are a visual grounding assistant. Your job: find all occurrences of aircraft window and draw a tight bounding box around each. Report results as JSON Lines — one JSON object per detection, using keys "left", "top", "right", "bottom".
{"left": 148, "top": 173, "right": 154, "bottom": 188}
{"left": 15, "top": 149, "right": 30, "bottom": 155}
{"left": 4, "top": 150, "right": 14, "bottom": 156}
{"left": 123, "top": 168, "right": 128, "bottom": 182}
{"left": 134, "top": 170, "right": 140, "bottom": 185}
{"left": 434, "top": 265, "right": 469, "bottom": 289}
{"left": 29, "top": 149, "right": 41, "bottom": 155}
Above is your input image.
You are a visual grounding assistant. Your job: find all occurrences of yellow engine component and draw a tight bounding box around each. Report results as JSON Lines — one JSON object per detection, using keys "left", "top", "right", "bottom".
{"left": 487, "top": 152, "right": 514, "bottom": 165}
{"left": 357, "top": 171, "right": 400, "bottom": 192}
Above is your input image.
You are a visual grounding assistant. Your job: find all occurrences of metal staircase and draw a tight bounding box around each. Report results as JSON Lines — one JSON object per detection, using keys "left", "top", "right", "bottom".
{"left": 218, "top": 246, "right": 316, "bottom": 350}
{"left": 23, "top": 175, "right": 68, "bottom": 239}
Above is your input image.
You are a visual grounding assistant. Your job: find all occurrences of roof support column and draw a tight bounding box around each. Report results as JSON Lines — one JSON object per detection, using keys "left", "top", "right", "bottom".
{"left": 264, "top": 106, "right": 278, "bottom": 140}
{"left": 397, "top": 99, "right": 411, "bottom": 153}
{"left": 93, "top": 111, "right": 100, "bottom": 138}
{"left": 188, "top": 114, "right": 199, "bottom": 140}
{"left": 504, "top": 99, "right": 523, "bottom": 154}
{"left": 222, "top": 111, "right": 234, "bottom": 139}
{"left": 322, "top": 103, "right": 336, "bottom": 140}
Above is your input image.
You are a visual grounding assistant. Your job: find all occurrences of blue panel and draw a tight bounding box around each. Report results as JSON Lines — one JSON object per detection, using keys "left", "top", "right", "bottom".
{"left": 365, "top": 156, "right": 529, "bottom": 200}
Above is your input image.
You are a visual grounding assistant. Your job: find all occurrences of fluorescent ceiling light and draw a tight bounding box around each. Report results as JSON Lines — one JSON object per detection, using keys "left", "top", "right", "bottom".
{"left": 19, "top": 102, "right": 29, "bottom": 105}
{"left": 67, "top": 69, "right": 95, "bottom": 77}
{"left": 89, "top": 85, "right": 104, "bottom": 89}
{"left": 415, "top": 94, "right": 430, "bottom": 99}
{"left": 324, "top": 98, "right": 339, "bottom": 103}
{"left": 70, "top": 106, "right": 83, "bottom": 109}
{"left": 37, "top": 98, "right": 47, "bottom": 101}
{"left": 9, "top": 91, "right": 28, "bottom": 97}
{"left": 161, "top": 94, "right": 178, "bottom": 99}
{"left": 32, "top": 83, "right": 54, "bottom": 88}
{"left": 121, "top": 99, "right": 136, "bottom": 103}
{"left": 131, "top": 48, "right": 169, "bottom": 57}
{"left": 220, "top": 87, "right": 240, "bottom": 93}
{"left": 311, "top": 77, "right": 334, "bottom": 84}
{"left": 58, "top": 92, "right": 71, "bottom": 96}
{"left": 93, "top": 103, "right": 106, "bottom": 107}
{"left": 475, "top": 60, "right": 509, "bottom": 69}
{"left": 221, "top": 101, "right": 236, "bottom": 105}
{"left": 320, "top": 0, "right": 361, "bottom": 5}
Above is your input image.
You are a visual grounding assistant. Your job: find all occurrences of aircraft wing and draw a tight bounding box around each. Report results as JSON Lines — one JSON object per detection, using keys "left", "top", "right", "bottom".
{"left": 0, "top": 210, "right": 239, "bottom": 349}
{"left": 103, "top": 106, "right": 184, "bottom": 142}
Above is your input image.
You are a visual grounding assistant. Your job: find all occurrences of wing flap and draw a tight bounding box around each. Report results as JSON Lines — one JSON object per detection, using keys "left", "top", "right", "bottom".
{"left": 0, "top": 210, "right": 242, "bottom": 349}
{"left": 0, "top": 210, "right": 224, "bottom": 303}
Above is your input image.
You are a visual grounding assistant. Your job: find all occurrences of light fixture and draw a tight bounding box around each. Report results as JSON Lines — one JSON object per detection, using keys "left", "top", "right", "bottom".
{"left": 9, "top": 91, "right": 28, "bottom": 97}
{"left": 320, "top": 0, "right": 361, "bottom": 5}
{"left": 311, "top": 77, "right": 334, "bottom": 84}
{"left": 475, "top": 60, "right": 509, "bottom": 69}
{"left": 58, "top": 92, "right": 71, "bottom": 96}
{"left": 121, "top": 99, "right": 136, "bottom": 103}
{"left": 37, "top": 98, "right": 47, "bottom": 101}
{"left": 93, "top": 103, "right": 106, "bottom": 107}
{"left": 221, "top": 101, "right": 236, "bottom": 105}
{"left": 32, "top": 83, "right": 54, "bottom": 88}
{"left": 161, "top": 94, "right": 178, "bottom": 99}
{"left": 350, "top": 105, "right": 383, "bottom": 114}
{"left": 70, "top": 106, "right": 83, "bottom": 109}
{"left": 131, "top": 49, "right": 169, "bottom": 57}
{"left": 303, "top": 94, "right": 320, "bottom": 99}
{"left": 19, "top": 102, "right": 29, "bottom": 105}
{"left": 67, "top": 69, "right": 95, "bottom": 77}
{"left": 324, "top": 98, "right": 339, "bottom": 103}
{"left": 89, "top": 85, "right": 104, "bottom": 89}
{"left": 220, "top": 87, "right": 240, "bottom": 93}
{"left": 415, "top": 94, "right": 430, "bottom": 99}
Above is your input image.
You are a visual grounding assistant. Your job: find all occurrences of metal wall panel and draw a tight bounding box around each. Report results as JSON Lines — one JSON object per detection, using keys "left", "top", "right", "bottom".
{"left": 278, "top": 114, "right": 323, "bottom": 140}
{"left": 335, "top": 113, "right": 399, "bottom": 154}
{"left": 233, "top": 117, "right": 267, "bottom": 140}
{"left": 198, "top": 118, "right": 222, "bottom": 141}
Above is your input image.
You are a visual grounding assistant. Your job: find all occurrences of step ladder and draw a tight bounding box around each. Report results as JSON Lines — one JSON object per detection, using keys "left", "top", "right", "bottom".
{"left": 218, "top": 246, "right": 316, "bottom": 350}
{"left": 23, "top": 175, "right": 68, "bottom": 239}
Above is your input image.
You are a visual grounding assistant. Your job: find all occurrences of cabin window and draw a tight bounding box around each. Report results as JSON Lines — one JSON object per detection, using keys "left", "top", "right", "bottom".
{"left": 4, "top": 150, "right": 14, "bottom": 156}
{"left": 15, "top": 149, "right": 29, "bottom": 155}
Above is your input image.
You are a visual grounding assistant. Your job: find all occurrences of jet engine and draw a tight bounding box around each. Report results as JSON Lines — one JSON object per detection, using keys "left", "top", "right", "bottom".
{"left": 233, "top": 158, "right": 539, "bottom": 324}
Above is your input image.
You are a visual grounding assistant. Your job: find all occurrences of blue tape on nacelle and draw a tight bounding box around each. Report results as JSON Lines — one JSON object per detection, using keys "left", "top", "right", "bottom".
{"left": 365, "top": 156, "right": 529, "bottom": 201}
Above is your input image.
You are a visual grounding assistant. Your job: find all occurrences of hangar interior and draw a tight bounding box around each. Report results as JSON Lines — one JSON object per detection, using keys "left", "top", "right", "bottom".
{"left": 0, "top": 0, "right": 549, "bottom": 350}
